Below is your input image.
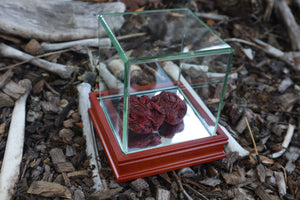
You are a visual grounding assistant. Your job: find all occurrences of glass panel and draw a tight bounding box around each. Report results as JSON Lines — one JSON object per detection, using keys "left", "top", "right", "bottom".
{"left": 98, "top": 8, "right": 233, "bottom": 154}
{"left": 99, "top": 9, "right": 231, "bottom": 63}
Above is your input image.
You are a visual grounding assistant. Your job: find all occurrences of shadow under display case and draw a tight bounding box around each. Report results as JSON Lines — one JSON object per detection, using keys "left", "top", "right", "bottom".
{"left": 89, "top": 8, "right": 233, "bottom": 182}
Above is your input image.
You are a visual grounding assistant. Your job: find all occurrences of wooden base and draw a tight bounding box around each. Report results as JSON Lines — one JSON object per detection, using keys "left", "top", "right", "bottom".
{"left": 89, "top": 91, "right": 228, "bottom": 183}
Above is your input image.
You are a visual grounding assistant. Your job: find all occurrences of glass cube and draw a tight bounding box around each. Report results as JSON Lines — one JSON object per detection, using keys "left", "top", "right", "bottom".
{"left": 89, "top": 8, "right": 232, "bottom": 182}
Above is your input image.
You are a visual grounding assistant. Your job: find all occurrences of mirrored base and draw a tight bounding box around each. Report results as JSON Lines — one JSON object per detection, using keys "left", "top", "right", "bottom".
{"left": 89, "top": 90, "right": 228, "bottom": 183}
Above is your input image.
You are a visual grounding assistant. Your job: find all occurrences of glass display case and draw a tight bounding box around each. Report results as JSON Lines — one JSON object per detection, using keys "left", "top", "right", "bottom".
{"left": 89, "top": 8, "right": 232, "bottom": 182}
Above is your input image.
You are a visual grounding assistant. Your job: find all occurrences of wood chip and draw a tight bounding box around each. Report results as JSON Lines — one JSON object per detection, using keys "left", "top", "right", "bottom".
{"left": 274, "top": 171, "right": 286, "bottom": 197}
{"left": 256, "top": 163, "right": 266, "bottom": 183}
{"left": 222, "top": 168, "right": 246, "bottom": 185}
{"left": 27, "top": 181, "right": 71, "bottom": 199}
{"left": 24, "top": 39, "right": 40, "bottom": 55}
{"left": 254, "top": 185, "right": 273, "bottom": 200}
{"left": 199, "top": 177, "right": 221, "bottom": 187}
{"left": 56, "top": 162, "right": 75, "bottom": 173}
{"left": 0, "top": 123, "right": 5, "bottom": 141}
{"left": 2, "top": 80, "right": 26, "bottom": 100}
{"left": 62, "top": 172, "right": 72, "bottom": 187}
{"left": 156, "top": 188, "right": 171, "bottom": 200}
{"left": 87, "top": 187, "right": 123, "bottom": 200}
{"left": 0, "top": 69, "right": 13, "bottom": 89}
{"left": 58, "top": 128, "right": 74, "bottom": 142}
{"left": 0, "top": 91, "right": 14, "bottom": 108}
{"left": 67, "top": 170, "right": 89, "bottom": 178}
{"left": 32, "top": 79, "right": 45, "bottom": 95}
{"left": 49, "top": 148, "right": 66, "bottom": 164}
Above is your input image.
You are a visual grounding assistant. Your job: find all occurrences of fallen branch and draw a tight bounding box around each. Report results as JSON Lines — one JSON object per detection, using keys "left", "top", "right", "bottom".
{"left": 40, "top": 38, "right": 111, "bottom": 53}
{"left": 0, "top": 0, "right": 125, "bottom": 42}
{"left": 274, "top": 0, "right": 300, "bottom": 51}
{"left": 270, "top": 124, "right": 295, "bottom": 159}
{"left": 172, "top": 171, "right": 193, "bottom": 200}
{"left": 98, "top": 62, "right": 124, "bottom": 90}
{"left": 77, "top": 82, "right": 104, "bottom": 192}
{"left": 0, "top": 43, "right": 75, "bottom": 79}
{"left": 263, "top": 0, "right": 275, "bottom": 21}
{"left": 252, "top": 38, "right": 300, "bottom": 71}
{"left": 196, "top": 12, "right": 229, "bottom": 22}
{"left": 0, "top": 79, "right": 32, "bottom": 200}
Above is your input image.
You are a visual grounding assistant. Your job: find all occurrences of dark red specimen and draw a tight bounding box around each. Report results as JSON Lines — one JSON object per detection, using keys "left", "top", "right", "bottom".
{"left": 152, "top": 91, "right": 187, "bottom": 125}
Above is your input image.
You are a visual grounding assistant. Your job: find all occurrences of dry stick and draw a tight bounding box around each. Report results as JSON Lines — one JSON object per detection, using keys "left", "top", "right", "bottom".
{"left": 270, "top": 124, "right": 295, "bottom": 158}
{"left": 263, "top": 0, "right": 275, "bottom": 21}
{"left": 77, "top": 82, "right": 104, "bottom": 192}
{"left": 196, "top": 12, "right": 229, "bottom": 21}
{"left": 116, "top": 32, "right": 146, "bottom": 40}
{"left": 40, "top": 38, "right": 111, "bottom": 53}
{"left": 224, "top": 38, "right": 262, "bottom": 49}
{"left": 274, "top": 0, "right": 300, "bottom": 51}
{"left": 227, "top": 37, "right": 300, "bottom": 71}
{"left": 39, "top": 33, "right": 146, "bottom": 53}
{"left": 0, "top": 43, "right": 75, "bottom": 79}
{"left": 44, "top": 81, "right": 60, "bottom": 96}
{"left": 172, "top": 171, "right": 193, "bottom": 200}
{"left": 98, "top": 62, "right": 124, "bottom": 90}
{"left": 245, "top": 117, "right": 262, "bottom": 165}
{"left": 182, "top": 183, "right": 209, "bottom": 200}
{"left": 0, "top": 79, "right": 32, "bottom": 200}
{"left": 245, "top": 117, "right": 258, "bottom": 155}
{"left": 0, "top": 47, "right": 72, "bottom": 71}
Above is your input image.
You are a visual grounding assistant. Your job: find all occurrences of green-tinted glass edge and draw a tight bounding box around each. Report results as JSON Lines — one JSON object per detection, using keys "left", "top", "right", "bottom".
{"left": 98, "top": 15, "right": 129, "bottom": 63}
{"left": 129, "top": 47, "right": 233, "bottom": 64}
{"left": 213, "top": 52, "right": 233, "bottom": 135}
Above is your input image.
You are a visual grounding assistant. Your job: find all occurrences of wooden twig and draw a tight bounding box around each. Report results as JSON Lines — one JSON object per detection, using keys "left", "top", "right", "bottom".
{"left": 77, "top": 82, "right": 104, "bottom": 192}
{"left": 116, "top": 32, "right": 146, "bottom": 40}
{"left": 40, "top": 38, "right": 111, "bottom": 53}
{"left": 252, "top": 38, "right": 300, "bottom": 71}
{"left": 0, "top": 43, "right": 75, "bottom": 79}
{"left": 270, "top": 124, "right": 295, "bottom": 158}
{"left": 224, "top": 38, "right": 262, "bottom": 49}
{"left": 196, "top": 12, "right": 229, "bottom": 21}
{"left": 0, "top": 79, "right": 32, "bottom": 200}
{"left": 44, "top": 81, "right": 60, "bottom": 96}
{"left": 183, "top": 183, "right": 209, "bottom": 200}
{"left": 98, "top": 62, "right": 124, "bottom": 90}
{"left": 263, "top": 0, "right": 275, "bottom": 21}
{"left": 245, "top": 117, "right": 258, "bottom": 156}
{"left": 172, "top": 171, "right": 193, "bottom": 200}
{"left": 274, "top": 0, "right": 300, "bottom": 51}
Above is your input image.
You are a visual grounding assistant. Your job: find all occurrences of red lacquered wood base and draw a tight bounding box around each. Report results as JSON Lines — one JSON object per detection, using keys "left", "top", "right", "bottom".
{"left": 88, "top": 90, "right": 228, "bottom": 183}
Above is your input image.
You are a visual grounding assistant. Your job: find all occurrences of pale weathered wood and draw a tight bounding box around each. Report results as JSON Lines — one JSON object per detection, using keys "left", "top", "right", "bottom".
{"left": 0, "top": 69, "right": 13, "bottom": 89}
{"left": 27, "top": 181, "right": 71, "bottom": 199}
{"left": 49, "top": 148, "right": 66, "bottom": 164}
{"left": 0, "top": 79, "right": 32, "bottom": 200}
{"left": 0, "top": 92, "right": 14, "bottom": 108}
{"left": 0, "top": 0, "right": 125, "bottom": 42}
{"left": 77, "top": 82, "right": 104, "bottom": 192}
{"left": 0, "top": 43, "right": 75, "bottom": 79}
{"left": 274, "top": 0, "right": 300, "bottom": 51}
{"left": 2, "top": 80, "right": 26, "bottom": 100}
{"left": 40, "top": 38, "right": 111, "bottom": 53}
{"left": 56, "top": 162, "right": 75, "bottom": 173}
